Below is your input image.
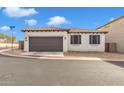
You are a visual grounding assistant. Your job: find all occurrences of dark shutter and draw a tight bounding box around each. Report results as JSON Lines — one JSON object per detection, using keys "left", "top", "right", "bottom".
{"left": 89, "top": 35, "right": 92, "bottom": 44}
{"left": 71, "top": 35, "right": 73, "bottom": 44}
{"left": 98, "top": 35, "right": 100, "bottom": 44}
{"left": 93, "top": 35, "right": 95, "bottom": 44}
{"left": 79, "top": 35, "right": 81, "bottom": 44}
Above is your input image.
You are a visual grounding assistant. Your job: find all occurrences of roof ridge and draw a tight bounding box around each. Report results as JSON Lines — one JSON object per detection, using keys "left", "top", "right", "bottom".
{"left": 70, "top": 28, "right": 96, "bottom": 31}
{"left": 22, "top": 27, "right": 67, "bottom": 29}
{"left": 96, "top": 15, "right": 124, "bottom": 29}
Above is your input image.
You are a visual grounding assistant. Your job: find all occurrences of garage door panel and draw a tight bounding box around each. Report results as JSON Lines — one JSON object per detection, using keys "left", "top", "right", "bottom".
{"left": 29, "top": 37, "right": 63, "bottom": 52}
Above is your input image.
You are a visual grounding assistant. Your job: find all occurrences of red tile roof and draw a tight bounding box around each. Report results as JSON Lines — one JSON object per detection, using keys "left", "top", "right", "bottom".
{"left": 21, "top": 27, "right": 69, "bottom": 32}
{"left": 21, "top": 27, "right": 108, "bottom": 33}
{"left": 69, "top": 28, "right": 108, "bottom": 33}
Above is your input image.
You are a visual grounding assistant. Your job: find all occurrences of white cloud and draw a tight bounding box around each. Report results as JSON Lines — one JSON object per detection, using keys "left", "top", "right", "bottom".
{"left": 0, "top": 26, "right": 10, "bottom": 32}
{"left": 3, "top": 7, "right": 38, "bottom": 18}
{"left": 110, "top": 17, "right": 115, "bottom": 21}
{"left": 46, "top": 16, "right": 71, "bottom": 26}
{"left": 25, "top": 19, "right": 38, "bottom": 26}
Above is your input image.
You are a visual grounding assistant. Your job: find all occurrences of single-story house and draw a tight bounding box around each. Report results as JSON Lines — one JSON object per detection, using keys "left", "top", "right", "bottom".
{"left": 21, "top": 27, "right": 107, "bottom": 52}
{"left": 0, "top": 38, "right": 6, "bottom": 43}
{"left": 96, "top": 16, "right": 124, "bottom": 53}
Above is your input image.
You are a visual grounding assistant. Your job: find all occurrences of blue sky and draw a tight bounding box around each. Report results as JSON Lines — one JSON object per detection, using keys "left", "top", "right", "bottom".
{"left": 0, "top": 7, "right": 124, "bottom": 40}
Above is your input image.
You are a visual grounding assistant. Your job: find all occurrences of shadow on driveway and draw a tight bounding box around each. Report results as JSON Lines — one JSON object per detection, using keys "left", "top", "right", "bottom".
{"left": 105, "top": 61, "right": 124, "bottom": 68}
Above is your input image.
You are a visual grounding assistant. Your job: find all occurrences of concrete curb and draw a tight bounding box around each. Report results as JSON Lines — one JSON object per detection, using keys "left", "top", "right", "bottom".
{"left": 0, "top": 49, "right": 124, "bottom": 61}
{"left": 0, "top": 52, "right": 103, "bottom": 61}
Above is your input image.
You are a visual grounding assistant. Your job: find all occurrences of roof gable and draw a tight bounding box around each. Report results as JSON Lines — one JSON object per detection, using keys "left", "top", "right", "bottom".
{"left": 96, "top": 16, "right": 124, "bottom": 29}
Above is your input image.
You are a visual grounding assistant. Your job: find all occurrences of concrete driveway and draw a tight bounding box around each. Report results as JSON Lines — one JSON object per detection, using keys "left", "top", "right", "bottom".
{"left": 0, "top": 55, "right": 124, "bottom": 85}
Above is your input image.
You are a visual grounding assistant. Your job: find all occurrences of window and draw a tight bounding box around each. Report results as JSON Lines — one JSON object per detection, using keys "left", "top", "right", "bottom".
{"left": 71, "top": 35, "right": 81, "bottom": 44}
{"left": 89, "top": 35, "right": 100, "bottom": 44}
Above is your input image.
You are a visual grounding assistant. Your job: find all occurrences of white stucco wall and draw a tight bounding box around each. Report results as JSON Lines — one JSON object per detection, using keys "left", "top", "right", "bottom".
{"left": 24, "top": 31, "right": 105, "bottom": 52}
{"left": 68, "top": 33, "right": 105, "bottom": 52}
{"left": 24, "top": 31, "right": 68, "bottom": 52}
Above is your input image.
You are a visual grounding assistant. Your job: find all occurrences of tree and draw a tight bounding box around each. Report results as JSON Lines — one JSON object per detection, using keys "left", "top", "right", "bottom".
{"left": 0, "top": 33, "right": 16, "bottom": 43}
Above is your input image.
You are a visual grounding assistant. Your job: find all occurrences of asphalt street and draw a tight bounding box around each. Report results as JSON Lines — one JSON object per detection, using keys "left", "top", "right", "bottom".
{"left": 0, "top": 55, "right": 124, "bottom": 85}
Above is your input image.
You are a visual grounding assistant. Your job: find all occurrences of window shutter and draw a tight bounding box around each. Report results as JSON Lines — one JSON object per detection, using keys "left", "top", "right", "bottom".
{"left": 98, "top": 35, "right": 100, "bottom": 44}
{"left": 79, "top": 35, "right": 81, "bottom": 44}
{"left": 89, "top": 35, "right": 92, "bottom": 44}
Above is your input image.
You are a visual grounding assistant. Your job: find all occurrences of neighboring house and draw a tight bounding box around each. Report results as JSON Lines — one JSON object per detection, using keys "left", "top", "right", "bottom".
{"left": 21, "top": 27, "right": 107, "bottom": 52}
{"left": 0, "top": 38, "right": 6, "bottom": 43}
{"left": 96, "top": 16, "right": 124, "bottom": 53}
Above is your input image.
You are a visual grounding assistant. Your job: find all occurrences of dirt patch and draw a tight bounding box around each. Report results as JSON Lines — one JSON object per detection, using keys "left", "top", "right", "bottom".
{"left": 3, "top": 49, "right": 24, "bottom": 55}
{"left": 64, "top": 51, "right": 124, "bottom": 59}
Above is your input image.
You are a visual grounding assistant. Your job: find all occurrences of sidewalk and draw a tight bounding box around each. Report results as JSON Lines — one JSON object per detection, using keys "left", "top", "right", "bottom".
{"left": 0, "top": 48, "right": 11, "bottom": 53}
{"left": 0, "top": 49, "right": 124, "bottom": 61}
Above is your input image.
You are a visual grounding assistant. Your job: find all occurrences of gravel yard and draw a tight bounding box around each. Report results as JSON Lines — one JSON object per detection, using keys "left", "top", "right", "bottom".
{"left": 64, "top": 52, "right": 124, "bottom": 59}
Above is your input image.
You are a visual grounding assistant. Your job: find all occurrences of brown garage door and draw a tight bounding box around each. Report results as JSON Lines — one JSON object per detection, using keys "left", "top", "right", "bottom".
{"left": 29, "top": 37, "right": 63, "bottom": 52}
